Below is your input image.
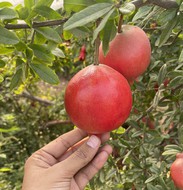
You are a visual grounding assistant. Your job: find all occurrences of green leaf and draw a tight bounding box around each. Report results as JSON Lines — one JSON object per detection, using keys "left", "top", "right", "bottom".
{"left": 0, "top": 60, "right": 6, "bottom": 68}
{"left": 149, "top": 136, "right": 164, "bottom": 145}
{"left": 47, "top": 41, "right": 58, "bottom": 50}
{"left": 34, "top": 32, "right": 47, "bottom": 44}
{"left": 145, "top": 175, "right": 158, "bottom": 183}
{"left": 169, "top": 70, "right": 183, "bottom": 78}
{"left": 26, "top": 47, "right": 34, "bottom": 61}
{"left": 64, "top": 3, "right": 113, "bottom": 30}
{"left": 176, "top": 0, "right": 183, "bottom": 5}
{"left": 164, "top": 144, "right": 183, "bottom": 151}
{"left": 128, "top": 120, "right": 140, "bottom": 129}
{"left": 158, "top": 64, "right": 167, "bottom": 85}
{"left": 0, "top": 127, "right": 20, "bottom": 133}
{"left": 119, "top": 3, "right": 136, "bottom": 15}
{"left": 147, "top": 184, "right": 160, "bottom": 190}
{"left": 29, "top": 44, "right": 54, "bottom": 62}
{"left": 51, "top": 48, "right": 65, "bottom": 58}
{"left": 0, "top": 7, "right": 18, "bottom": 20}
{"left": 178, "top": 125, "right": 183, "bottom": 145}
{"left": 0, "top": 46, "right": 14, "bottom": 54}
{"left": 152, "top": 90, "right": 162, "bottom": 108}
{"left": 158, "top": 176, "right": 169, "bottom": 190}
{"left": 0, "top": 2, "right": 13, "bottom": 8}
{"left": 15, "top": 5, "right": 29, "bottom": 20}
{"left": 0, "top": 75, "right": 4, "bottom": 83}
{"left": 0, "top": 167, "right": 12, "bottom": 172}
{"left": 35, "top": 0, "right": 54, "bottom": 8}
{"left": 64, "top": 0, "right": 94, "bottom": 13}
{"left": 180, "top": 2, "right": 183, "bottom": 11}
{"left": 179, "top": 49, "right": 183, "bottom": 62}
{"left": 24, "top": 0, "right": 34, "bottom": 12}
{"left": 34, "top": 6, "right": 62, "bottom": 19}
{"left": 63, "top": 30, "right": 73, "bottom": 40}
{"left": 35, "top": 27, "right": 62, "bottom": 43}
{"left": 92, "top": 8, "right": 115, "bottom": 44}
{"left": 122, "top": 150, "right": 132, "bottom": 164}
{"left": 156, "top": 15, "right": 179, "bottom": 47}
{"left": 30, "top": 62, "right": 59, "bottom": 84}
{"left": 132, "top": 6, "right": 152, "bottom": 21}
{"left": 96, "top": 0, "right": 113, "bottom": 2}
{"left": 131, "top": 130, "right": 143, "bottom": 138}
{"left": 112, "top": 127, "right": 126, "bottom": 134}
{"left": 158, "top": 10, "right": 177, "bottom": 24}
{"left": 0, "top": 26, "right": 19, "bottom": 45}
{"left": 162, "top": 149, "right": 180, "bottom": 156}
{"left": 15, "top": 41, "right": 27, "bottom": 51}
{"left": 22, "top": 63, "right": 29, "bottom": 82}
{"left": 168, "top": 76, "right": 183, "bottom": 88}
{"left": 69, "top": 27, "right": 91, "bottom": 38}
{"left": 102, "top": 19, "right": 117, "bottom": 56}
{"left": 119, "top": 138, "right": 131, "bottom": 148}
{"left": 10, "top": 69, "right": 23, "bottom": 90}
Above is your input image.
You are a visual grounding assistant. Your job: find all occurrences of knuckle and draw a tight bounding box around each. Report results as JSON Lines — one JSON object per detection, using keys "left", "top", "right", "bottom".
{"left": 74, "top": 148, "right": 88, "bottom": 161}
{"left": 59, "top": 136, "right": 72, "bottom": 150}
{"left": 24, "top": 156, "right": 32, "bottom": 166}
{"left": 25, "top": 150, "right": 50, "bottom": 167}
{"left": 33, "top": 150, "right": 46, "bottom": 161}
{"left": 91, "top": 161, "right": 100, "bottom": 172}
{"left": 80, "top": 171, "right": 91, "bottom": 182}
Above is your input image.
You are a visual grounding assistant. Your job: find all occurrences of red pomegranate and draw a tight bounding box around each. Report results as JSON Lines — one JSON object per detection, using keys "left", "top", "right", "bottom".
{"left": 170, "top": 153, "right": 183, "bottom": 189}
{"left": 64, "top": 64, "right": 132, "bottom": 134}
{"left": 99, "top": 25, "right": 151, "bottom": 84}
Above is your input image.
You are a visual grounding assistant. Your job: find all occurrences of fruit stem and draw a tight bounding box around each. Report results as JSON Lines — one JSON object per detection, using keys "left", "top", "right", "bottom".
{"left": 94, "top": 20, "right": 100, "bottom": 65}
{"left": 117, "top": 14, "right": 123, "bottom": 33}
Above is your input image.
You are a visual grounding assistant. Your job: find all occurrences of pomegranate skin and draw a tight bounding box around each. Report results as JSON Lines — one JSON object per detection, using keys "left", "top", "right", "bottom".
{"left": 64, "top": 64, "right": 132, "bottom": 134}
{"left": 99, "top": 25, "right": 151, "bottom": 83}
{"left": 170, "top": 153, "right": 183, "bottom": 189}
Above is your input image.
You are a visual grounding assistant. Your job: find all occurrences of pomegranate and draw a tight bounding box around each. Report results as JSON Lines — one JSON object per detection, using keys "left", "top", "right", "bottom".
{"left": 99, "top": 25, "right": 151, "bottom": 83}
{"left": 170, "top": 153, "right": 183, "bottom": 189}
{"left": 64, "top": 64, "right": 132, "bottom": 134}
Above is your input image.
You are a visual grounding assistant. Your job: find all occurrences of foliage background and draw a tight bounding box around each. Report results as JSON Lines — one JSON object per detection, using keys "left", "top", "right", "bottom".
{"left": 0, "top": 0, "right": 183, "bottom": 189}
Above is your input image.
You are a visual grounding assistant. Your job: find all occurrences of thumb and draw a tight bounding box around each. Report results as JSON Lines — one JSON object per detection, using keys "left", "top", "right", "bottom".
{"left": 55, "top": 135, "right": 101, "bottom": 176}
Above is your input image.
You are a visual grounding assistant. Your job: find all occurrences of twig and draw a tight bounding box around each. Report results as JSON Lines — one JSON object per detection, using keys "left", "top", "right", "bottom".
{"left": 143, "top": 27, "right": 162, "bottom": 32}
{"left": 94, "top": 19, "right": 101, "bottom": 65}
{"left": 4, "top": 1, "right": 178, "bottom": 31}
{"left": 117, "top": 14, "right": 123, "bottom": 33}
{"left": 5, "top": 18, "right": 68, "bottom": 30}
{"left": 19, "top": 91, "right": 53, "bottom": 106}
{"left": 131, "top": 0, "right": 179, "bottom": 9}
{"left": 44, "top": 120, "right": 72, "bottom": 127}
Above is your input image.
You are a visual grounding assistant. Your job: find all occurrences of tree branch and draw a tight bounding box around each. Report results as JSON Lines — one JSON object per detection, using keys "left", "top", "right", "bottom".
{"left": 44, "top": 120, "right": 72, "bottom": 128}
{"left": 5, "top": 18, "right": 68, "bottom": 30}
{"left": 4, "top": 1, "right": 178, "bottom": 30}
{"left": 20, "top": 91, "right": 53, "bottom": 106}
{"left": 131, "top": 0, "right": 179, "bottom": 9}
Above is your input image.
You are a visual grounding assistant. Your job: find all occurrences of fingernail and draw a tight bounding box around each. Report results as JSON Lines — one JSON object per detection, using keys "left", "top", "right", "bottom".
{"left": 87, "top": 135, "right": 100, "bottom": 148}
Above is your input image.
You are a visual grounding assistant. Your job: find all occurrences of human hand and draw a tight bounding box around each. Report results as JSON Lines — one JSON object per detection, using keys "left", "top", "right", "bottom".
{"left": 22, "top": 128, "right": 112, "bottom": 190}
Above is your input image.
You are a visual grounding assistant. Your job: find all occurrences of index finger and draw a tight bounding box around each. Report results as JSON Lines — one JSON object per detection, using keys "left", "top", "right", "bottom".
{"left": 41, "top": 128, "right": 87, "bottom": 159}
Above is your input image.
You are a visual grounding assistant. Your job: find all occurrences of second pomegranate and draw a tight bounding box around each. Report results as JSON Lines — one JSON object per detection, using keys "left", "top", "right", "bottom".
{"left": 99, "top": 25, "right": 151, "bottom": 84}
